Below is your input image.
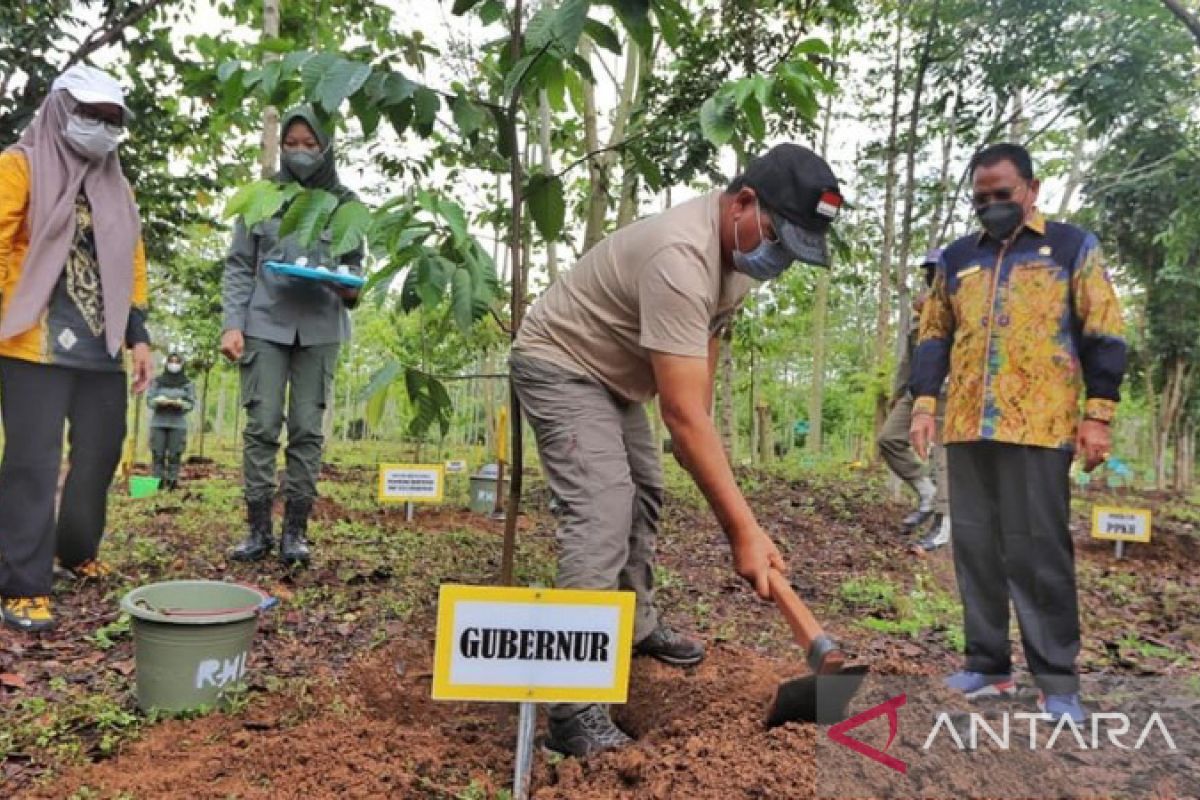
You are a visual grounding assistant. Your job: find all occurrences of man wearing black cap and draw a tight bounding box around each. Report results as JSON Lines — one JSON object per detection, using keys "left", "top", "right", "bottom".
{"left": 511, "top": 144, "right": 841, "bottom": 757}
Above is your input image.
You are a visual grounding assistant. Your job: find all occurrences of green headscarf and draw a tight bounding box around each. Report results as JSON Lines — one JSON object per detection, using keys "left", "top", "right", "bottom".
{"left": 276, "top": 105, "right": 353, "bottom": 201}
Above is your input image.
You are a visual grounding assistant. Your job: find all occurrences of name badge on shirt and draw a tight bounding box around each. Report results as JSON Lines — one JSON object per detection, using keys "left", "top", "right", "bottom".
{"left": 957, "top": 265, "right": 982, "bottom": 279}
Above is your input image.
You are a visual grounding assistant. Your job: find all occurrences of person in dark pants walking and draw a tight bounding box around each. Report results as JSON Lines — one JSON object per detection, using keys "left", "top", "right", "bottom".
{"left": 220, "top": 106, "right": 362, "bottom": 566}
{"left": 0, "top": 66, "right": 153, "bottom": 632}
{"left": 514, "top": 144, "right": 842, "bottom": 756}
{"left": 876, "top": 249, "right": 950, "bottom": 549}
{"left": 147, "top": 352, "right": 195, "bottom": 490}
{"left": 910, "top": 143, "right": 1126, "bottom": 724}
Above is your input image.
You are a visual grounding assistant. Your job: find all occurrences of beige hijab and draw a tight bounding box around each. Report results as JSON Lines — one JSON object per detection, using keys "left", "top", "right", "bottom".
{"left": 1, "top": 79, "right": 141, "bottom": 356}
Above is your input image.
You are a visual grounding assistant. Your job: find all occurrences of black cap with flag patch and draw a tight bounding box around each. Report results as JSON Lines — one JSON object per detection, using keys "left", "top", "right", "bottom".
{"left": 740, "top": 143, "right": 842, "bottom": 267}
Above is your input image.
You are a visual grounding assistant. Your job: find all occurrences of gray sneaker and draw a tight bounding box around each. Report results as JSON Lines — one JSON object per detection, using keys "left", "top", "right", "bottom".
{"left": 634, "top": 624, "right": 705, "bottom": 666}
{"left": 914, "top": 514, "right": 951, "bottom": 552}
{"left": 545, "top": 705, "right": 633, "bottom": 757}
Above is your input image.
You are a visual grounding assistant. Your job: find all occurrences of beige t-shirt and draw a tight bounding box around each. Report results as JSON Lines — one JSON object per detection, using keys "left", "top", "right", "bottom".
{"left": 515, "top": 190, "right": 755, "bottom": 402}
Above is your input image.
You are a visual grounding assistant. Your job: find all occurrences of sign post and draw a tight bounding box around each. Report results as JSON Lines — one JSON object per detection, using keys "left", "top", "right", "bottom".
{"left": 378, "top": 464, "right": 445, "bottom": 522}
{"left": 433, "top": 585, "right": 636, "bottom": 799}
{"left": 1091, "top": 506, "right": 1152, "bottom": 560}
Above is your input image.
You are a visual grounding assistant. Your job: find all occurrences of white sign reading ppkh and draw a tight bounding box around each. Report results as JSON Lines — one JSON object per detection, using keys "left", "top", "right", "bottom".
{"left": 1092, "top": 506, "right": 1152, "bottom": 543}
{"left": 432, "top": 585, "right": 635, "bottom": 704}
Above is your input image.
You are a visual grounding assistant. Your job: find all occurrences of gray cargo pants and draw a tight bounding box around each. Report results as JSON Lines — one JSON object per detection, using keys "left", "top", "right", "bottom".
{"left": 878, "top": 392, "right": 949, "bottom": 514}
{"left": 149, "top": 427, "right": 187, "bottom": 482}
{"left": 239, "top": 336, "right": 338, "bottom": 503}
{"left": 510, "top": 353, "right": 663, "bottom": 721}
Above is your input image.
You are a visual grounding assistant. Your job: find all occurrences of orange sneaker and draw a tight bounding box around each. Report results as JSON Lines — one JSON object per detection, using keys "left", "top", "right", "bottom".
{"left": 2, "top": 596, "right": 56, "bottom": 632}
{"left": 70, "top": 559, "right": 115, "bottom": 580}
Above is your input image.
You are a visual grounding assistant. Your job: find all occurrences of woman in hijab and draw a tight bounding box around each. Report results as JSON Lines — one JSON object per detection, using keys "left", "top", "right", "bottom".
{"left": 147, "top": 352, "right": 195, "bottom": 491}
{"left": 0, "top": 65, "right": 153, "bottom": 632}
{"left": 220, "top": 106, "right": 363, "bottom": 567}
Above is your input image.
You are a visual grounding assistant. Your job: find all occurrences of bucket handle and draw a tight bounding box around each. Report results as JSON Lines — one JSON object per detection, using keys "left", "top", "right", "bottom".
{"left": 132, "top": 590, "right": 277, "bottom": 617}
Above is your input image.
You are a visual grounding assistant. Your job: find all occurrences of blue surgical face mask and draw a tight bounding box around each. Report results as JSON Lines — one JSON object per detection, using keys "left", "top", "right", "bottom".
{"left": 732, "top": 203, "right": 794, "bottom": 280}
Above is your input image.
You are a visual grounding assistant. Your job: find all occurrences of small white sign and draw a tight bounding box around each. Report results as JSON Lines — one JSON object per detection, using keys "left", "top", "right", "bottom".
{"left": 445, "top": 460, "right": 468, "bottom": 474}
{"left": 1092, "top": 507, "right": 1152, "bottom": 543}
{"left": 433, "top": 585, "right": 635, "bottom": 704}
{"left": 378, "top": 463, "right": 444, "bottom": 504}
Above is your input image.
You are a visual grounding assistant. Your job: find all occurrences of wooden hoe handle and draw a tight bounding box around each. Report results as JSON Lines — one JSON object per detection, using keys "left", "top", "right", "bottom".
{"left": 767, "top": 569, "right": 845, "bottom": 674}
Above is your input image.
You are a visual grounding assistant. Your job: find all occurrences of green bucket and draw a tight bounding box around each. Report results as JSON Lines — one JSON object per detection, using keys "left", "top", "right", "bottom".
{"left": 121, "top": 580, "right": 276, "bottom": 713}
{"left": 129, "top": 476, "right": 160, "bottom": 498}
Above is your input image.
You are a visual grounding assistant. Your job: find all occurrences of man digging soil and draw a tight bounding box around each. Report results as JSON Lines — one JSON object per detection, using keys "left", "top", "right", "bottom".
{"left": 511, "top": 144, "right": 842, "bottom": 757}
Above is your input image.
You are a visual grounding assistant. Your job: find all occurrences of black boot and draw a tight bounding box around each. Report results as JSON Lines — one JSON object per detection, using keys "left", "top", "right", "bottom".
{"left": 230, "top": 498, "right": 274, "bottom": 562}
{"left": 280, "top": 498, "right": 313, "bottom": 566}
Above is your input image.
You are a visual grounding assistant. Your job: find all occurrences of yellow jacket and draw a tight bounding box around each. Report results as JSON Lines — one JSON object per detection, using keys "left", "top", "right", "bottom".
{"left": 0, "top": 150, "right": 147, "bottom": 364}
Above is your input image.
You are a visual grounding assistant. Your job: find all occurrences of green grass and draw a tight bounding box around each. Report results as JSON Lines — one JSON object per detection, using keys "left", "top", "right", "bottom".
{"left": 838, "top": 572, "right": 964, "bottom": 653}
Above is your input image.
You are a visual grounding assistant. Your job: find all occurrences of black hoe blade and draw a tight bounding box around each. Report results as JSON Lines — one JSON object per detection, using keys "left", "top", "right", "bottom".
{"left": 765, "top": 665, "right": 870, "bottom": 727}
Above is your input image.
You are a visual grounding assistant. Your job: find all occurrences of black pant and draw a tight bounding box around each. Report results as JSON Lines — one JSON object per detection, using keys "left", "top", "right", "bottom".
{"left": 0, "top": 358, "right": 126, "bottom": 597}
{"left": 948, "top": 441, "right": 1080, "bottom": 694}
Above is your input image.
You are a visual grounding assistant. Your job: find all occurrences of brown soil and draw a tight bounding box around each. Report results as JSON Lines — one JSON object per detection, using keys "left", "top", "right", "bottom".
{"left": 6, "top": 469, "right": 1199, "bottom": 799}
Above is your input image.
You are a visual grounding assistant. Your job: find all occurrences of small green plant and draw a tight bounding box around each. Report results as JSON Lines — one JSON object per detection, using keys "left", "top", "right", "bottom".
{"left": 88, "top": 613, "right": 132, "bottom": 650}
{"left": 838, "top": 576, "right": 897, "bottom": 610}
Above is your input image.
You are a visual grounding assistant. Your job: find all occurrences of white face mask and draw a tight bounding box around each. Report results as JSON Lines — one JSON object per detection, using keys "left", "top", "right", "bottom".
{"left": 63, "top": 114, "right": 121, "bottom": 160}
{"left": 166, "top": 363, "right": 182, "bottom": 374}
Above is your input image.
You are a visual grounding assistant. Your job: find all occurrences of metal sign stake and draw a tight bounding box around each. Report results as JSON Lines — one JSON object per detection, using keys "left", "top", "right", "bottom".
{"left": 513, "top": 700, "right": 537, "bottom": 800}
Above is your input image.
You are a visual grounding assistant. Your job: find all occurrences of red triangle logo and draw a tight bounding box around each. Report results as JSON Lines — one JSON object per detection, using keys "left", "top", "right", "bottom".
{"left": 827, "top": 693, "right": 908, "bottom": 774}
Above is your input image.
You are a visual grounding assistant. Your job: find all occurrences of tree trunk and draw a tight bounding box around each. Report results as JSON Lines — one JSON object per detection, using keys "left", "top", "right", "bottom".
{"left": 756, "top": 404, "right": 771, "bottom": 465}
{"left": 1055, "top": 125, "right": 1088, "bottom": 218}
{"left": 538, "top": 86, "right": 559, "bottom": 283}
{"left": 500, "top": 0, "right": 527, "bottom": 587}
{"left": 260, "top": 0, "right": 280, "bottom": 178}
{"left": 1162, "top": 0, "right": 1200, "bottom": 47}
{"left": 1155, "top": 357, "right": 1190, "bottom": 491}
{"left": 807, "top": 27, "right": 840, "bottom": 456}
{"left": 874, "top": 6, "right": 906, "bottom": 455}
{"left": 892, "top": 0, "right": 939, "bottom": 402}
{"left": 196, "top": 368, "right": 211, "bottom": 459}
{"left": 615, "top": 45, "right": 646, "bottom": 230}
{"left": 719, "top": 326, "right": 735, "bottom": 459}
{"left": 926, "top": 92, "right": 958, "bottom": 249}
{"left": 581, "top": 36, "right": 642, "bottom": 250}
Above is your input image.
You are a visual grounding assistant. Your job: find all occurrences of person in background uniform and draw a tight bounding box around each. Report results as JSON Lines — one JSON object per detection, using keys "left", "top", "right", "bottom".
{"left": 147, "top": 352, "right": 195, "bottom": 491}
{"left": 512, "top": 144, "right": 842, "bottom": 757}
{"left": 0, "top": 65, "right": 152, "bottom": 632}
{"left": 910, "top": 143, "right": 1126, "bottom": 724}
{"left": 877, "top": 249, "right": 951, "bottom": 550}
{"left": 220, "top": 106, "right": 362, "bottom": 567}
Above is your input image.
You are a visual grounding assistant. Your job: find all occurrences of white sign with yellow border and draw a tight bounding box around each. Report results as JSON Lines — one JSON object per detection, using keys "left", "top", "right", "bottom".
{"left": 445, "top": 459, "right": 468, "bottom": 474}
{"left": 432, "top": 585, "right": 636, "bottom": 704}
{"left": 1091, "top": 506, "right": 1152, "bottom": 543}
{"left": 377, "top": 463, "right": 445, "bottom": 504}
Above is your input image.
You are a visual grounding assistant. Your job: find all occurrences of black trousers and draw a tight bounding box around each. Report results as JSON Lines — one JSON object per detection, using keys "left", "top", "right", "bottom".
{"left": 0, "top": 358, "right": 126, "bottom": 597}
{"left": 947, "top": 441, "right": 1080, "bottom": 694}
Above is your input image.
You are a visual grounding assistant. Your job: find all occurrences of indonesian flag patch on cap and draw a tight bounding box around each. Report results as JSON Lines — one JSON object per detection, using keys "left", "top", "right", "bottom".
{"left": 816, "top": 191, "right": 842, "bottom": 219}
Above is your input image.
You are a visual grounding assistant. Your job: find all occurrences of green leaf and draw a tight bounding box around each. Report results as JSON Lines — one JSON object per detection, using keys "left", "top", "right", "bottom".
{"left": 217, "top": 59, "right": 241, "bottom": 83}
{"left": 525, "top": 173, "right": 565, "bottom": 241}
{"left": 792, "top": 38, "right": 830, "bottom": 56}
{"left": 330, "top": 200, "right": 372, "bottom": 257}
{"left": 653, "top": 0, "right": 686, "bottom": 50}
{"left": 223, "top": 180, "right": 291, "bottom": 227}
{"left": 479, "top": 0, "right": 505, "bottom": 24}
{"left": 450, "top": 267, "right": 475, "bottom": 332}
{"left": 584, "top": 18, "right": 622, "bottom": 54}
{"left": 401, "top": 254, "right": 451, "bottom": 312}
{"left": 278, "top": 189, "right": 339, "bottom": 249}
{"left": 452, "top": 94, "right": 488, "bottom": 138}
{"left": 281, "top": 51, "right": 315, "bottom": 77}
{"left": 542, "top": 58, "right": 567, "bottom": 112}
{"left": 451, "top": 0, "right": 484, "bottom": 14}
{"left": 699, "top": 94, "right": 737, "bottom": 147}
{"left": 259, "top": 60, "right": 283, "bottom": 97}
{"left": 528, "top": 0, "right": 590, "bottom": 56}
{"left": 437, "top": 200, "right": 470, "bottom": 243}
{"left": 379, "top": 71, "right": 417, "bottom": 105}
{"left": 605, "top": 0, "right": 651, "bottom": 52}
{"left": 489, "top": 106, "right": 515, "bottom": 158}
{"left": 742, "top": 95, "right": 766, "bottom": 142}
{"left": 300, "top": 53, "right": 337, "bottom": 96}
{"left": 404, "top": 369, "right": 452, "bottom": 439}
{"left": 315, "top": 58, "right": 372, "bottom": 112}
{"left": 350, "top": 90, "right": 382, "bottom": 137}
{"left": 385, "top": 99, "right": 414, "bottom": 138}
{"left": 413, "top": 86, "right": 440, "bottom": 136}
{"left": 365, "top": 382, "right": 390, "bottom": 430}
